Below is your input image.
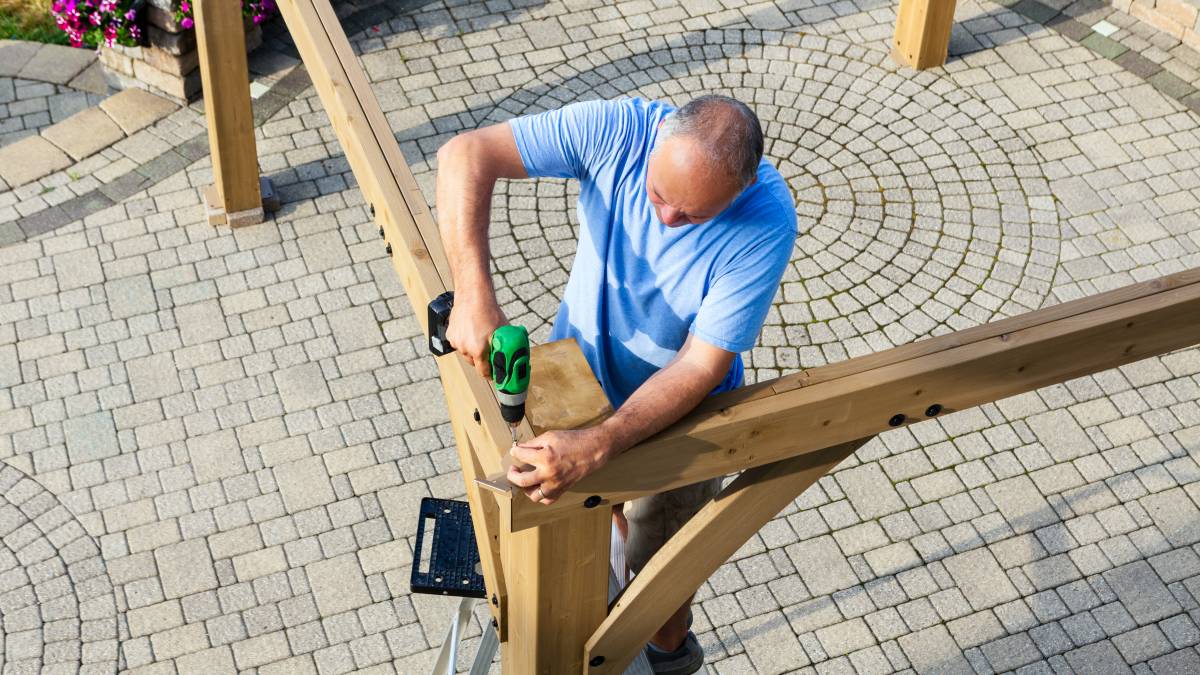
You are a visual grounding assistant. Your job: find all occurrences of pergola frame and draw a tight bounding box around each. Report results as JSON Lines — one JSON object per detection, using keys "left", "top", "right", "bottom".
{"left": 191, "top": 0, "right": 1200, "bottom": 672}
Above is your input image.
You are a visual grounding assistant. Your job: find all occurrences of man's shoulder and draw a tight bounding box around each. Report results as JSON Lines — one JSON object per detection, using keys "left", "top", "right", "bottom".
{"left": 729, "top": 162, "right": 798, "bottom": 237}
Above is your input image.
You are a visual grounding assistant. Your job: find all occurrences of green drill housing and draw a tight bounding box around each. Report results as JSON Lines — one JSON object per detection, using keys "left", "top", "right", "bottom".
{"left": 489, "top": 325, "right": 530, "bottom": 424}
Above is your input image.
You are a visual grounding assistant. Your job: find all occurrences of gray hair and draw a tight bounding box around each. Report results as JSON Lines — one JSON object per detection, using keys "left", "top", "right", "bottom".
{"left": 656, "top": 95, "right": 764, "bottom": 190}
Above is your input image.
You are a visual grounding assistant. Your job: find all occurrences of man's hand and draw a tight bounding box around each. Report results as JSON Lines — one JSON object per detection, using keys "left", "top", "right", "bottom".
{"left": 447, "top": 296, "right": 506, "bottom": 379}
{"left": 506, "top": 427, "right": 615, "bottom": 504}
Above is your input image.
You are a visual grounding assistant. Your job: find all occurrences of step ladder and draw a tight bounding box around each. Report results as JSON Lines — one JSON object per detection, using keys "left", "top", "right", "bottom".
{"left": 410, "top": 497, "right": 657, "bottom": 674}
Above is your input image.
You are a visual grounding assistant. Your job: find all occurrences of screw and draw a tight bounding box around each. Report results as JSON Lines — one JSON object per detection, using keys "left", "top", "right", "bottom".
{"left": 491, "top": 618, "right": 498, "bottom": 628}
{"left": 473, "top": 409, "right": 481, "bottom": 423}
{"left": 378, "top": 227, "right": 384, "bottom": 238}
{"left": 925, "top": 404, "right": 942, "bottom": 417}
{"left": 589, "top": 656, "right": 605, "bottom": 667}
{"left": 491, "top": 594, "right": 498, "bottom": 606}
{"left": 584, "top": 495, "right": 602, "bottom": 508}
{"left": 385, "top": 243, "right": 392, "bottom": 255}
{"left": 888, "top": 414, "right": 906, "bottom": 427}
{"left": 369, "top": 204, "right": 375, "bottom": 217}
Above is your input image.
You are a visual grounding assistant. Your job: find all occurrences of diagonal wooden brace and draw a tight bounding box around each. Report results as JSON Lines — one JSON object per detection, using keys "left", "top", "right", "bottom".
{"left": 584, "top": 438, "right": 874, "bottom": 674}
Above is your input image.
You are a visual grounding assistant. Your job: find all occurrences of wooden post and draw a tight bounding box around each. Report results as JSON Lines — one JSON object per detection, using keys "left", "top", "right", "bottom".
{"left": 892, "top": 0, "right": 958, "bottom": 70}
{"left": 499, "top": 339, "right": 614, "bottom": 673}
{"left": 194, "top": 0, "right": 265, "bottom": 226}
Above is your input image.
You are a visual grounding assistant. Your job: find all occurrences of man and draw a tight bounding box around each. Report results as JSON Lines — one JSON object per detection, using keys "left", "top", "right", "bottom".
{"left": 436, "top": 94, "right": 796, "bottom": 673}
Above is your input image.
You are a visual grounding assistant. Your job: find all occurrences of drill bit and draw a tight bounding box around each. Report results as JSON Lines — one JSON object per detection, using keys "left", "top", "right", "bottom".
{"left": 509, "top": 424, "right": 518, "bottom": 444}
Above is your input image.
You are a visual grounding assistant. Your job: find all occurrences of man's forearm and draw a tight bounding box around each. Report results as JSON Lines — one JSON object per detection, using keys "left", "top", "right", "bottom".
{"left": 435, "top": 136, "right": 499, "bottom": 299}
{"left": 597, "top": 359, "right": 721, "bottom": 457}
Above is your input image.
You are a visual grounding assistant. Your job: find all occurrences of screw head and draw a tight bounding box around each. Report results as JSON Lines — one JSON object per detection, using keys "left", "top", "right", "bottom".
{"left": 369, "top": 204, "right": 375, "bottom": 216}
{"left": 888, "top": 413, "right": 906, "bottom": 427}
{"left": 385, "top": 243, "right": 392, "bottom": 255}
{"left": 378, "top": 227, "right": 384, "bottom": 237}
{"left": 491, "top": 594, "right": 498, "bottom": 606}
{"left": 473, "top": 409, "right": 481, "bottom": 423}
{"left": 583, "top": 495, "right": 602, "bottom": 508}
{"left": 589, "top": 656, "right": 605, "bottom": 667}
{"left": 491, "top": 618, "right": 498, "bottom": 628}
{"left": 925, "top": 404, "right": 943, "bottom": 417}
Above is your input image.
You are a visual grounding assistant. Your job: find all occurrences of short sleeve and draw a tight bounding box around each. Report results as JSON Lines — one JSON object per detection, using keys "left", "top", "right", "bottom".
{"left": 508, "top": 99, "right": 632, "bottom": 181}
{"left": 690, "top": 223, "right": 794, "bottom": 354}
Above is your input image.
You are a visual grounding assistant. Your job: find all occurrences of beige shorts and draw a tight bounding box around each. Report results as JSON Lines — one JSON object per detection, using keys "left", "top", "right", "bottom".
{"left": 622, "top": 477, "right": 724, "bottom": 574}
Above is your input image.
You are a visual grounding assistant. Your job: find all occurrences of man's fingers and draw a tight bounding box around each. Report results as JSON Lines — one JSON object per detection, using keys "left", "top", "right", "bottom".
{"left": 507, "top": 464, "right": 543, "bottom": 488}
{"left": 522, "top": 484, "right": 556, "bottom": 505}
{"left": 509, "top": 443, "right": 546, "bottom": 467}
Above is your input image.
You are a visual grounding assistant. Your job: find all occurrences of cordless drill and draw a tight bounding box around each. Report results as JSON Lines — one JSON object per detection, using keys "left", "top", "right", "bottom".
{"left": 428, "top": 292, "right": 529, "bottom": 442}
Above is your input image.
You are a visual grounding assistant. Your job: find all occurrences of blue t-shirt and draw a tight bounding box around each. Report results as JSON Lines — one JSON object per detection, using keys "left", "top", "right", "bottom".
{"left": 509, "top": 98, "right": 796, "bottom": 409}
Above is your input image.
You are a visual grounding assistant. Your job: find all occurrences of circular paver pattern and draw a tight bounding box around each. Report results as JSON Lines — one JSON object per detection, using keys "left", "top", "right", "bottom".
{"left": 468, "top": 33, "right": 1060, "bottom": 378}
{"left": 0, "top": 463, "right": 119, "bottom": 674}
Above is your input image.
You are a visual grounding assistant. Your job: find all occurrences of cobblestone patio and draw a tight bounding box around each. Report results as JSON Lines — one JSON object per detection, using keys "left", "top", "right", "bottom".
{"left": 1, "top": 0, "right": 1199, "bottom": 673}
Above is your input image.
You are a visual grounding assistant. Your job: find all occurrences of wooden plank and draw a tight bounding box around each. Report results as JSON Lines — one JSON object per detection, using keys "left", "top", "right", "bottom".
{"left": 507, "top": 271, "right": 1200, "bottom": 530}
{"left": 526, "top": 339, "right": 613, "bottom": 435}
{"left": 504, "top": 506, "right": 609, "bottom": 674}
{"left": 194, "top": 0, "right": 261, "bottom": 215}
{"left": 585, "top": 439, "right": 871, "bottom": 674}
{"left": 892, "top": 0, "right": 958, "bottom": 70}
{"left": 702, "top": 267, "right": 1200, "bottom": 412}
{"left": 447, "top": 415, "right": 507, "bottom": 639}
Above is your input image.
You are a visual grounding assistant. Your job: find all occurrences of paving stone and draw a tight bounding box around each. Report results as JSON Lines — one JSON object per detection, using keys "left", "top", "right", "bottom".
{"left": 106, "top": 274, "right": 157, "bottom": 320}
{"left": 176, "top": 299, "right": 232, "bottom": 347}
{"left": 1140, "top": 488, "right": 1200, "bottom": 546}
{"left": 156, "top": 538, "right": 218, "bottom": 599}
{"left": 298, "top": 230, "right": 351, "bottom": 273}
{"left": 41, "top": 107, "right": 125, "bottom": 161}
{"left": 943, "top": 548, "right": 1020, "bottom": 610}
{"left": 735, "top": 610, "right": 809, "bottom": 673}
{"left": 0, "top": 41, "right": 40, "bottom": 77}
{"left": 187, "top": 430, "right": 248, "bottom": 485}
{"left": 127, "top": 352, "right": 182, "bottom": 402}
{"left": 1105, "top": 561, "right": 1183, "bottom": 625}
{"left": 1065, "top": 640, "right": 1132, "bottom": 674}
{"left": 307, "top": 553, "right": 371, "bottom": 616}
{"left": 99, "top": 88, "right": 178, "bottom": 135}
{"left": 1150, "top": 648, "right": 1200, "bottom": 674}
{"left": 1027, "top": 410, "right": 1095, "bottom": 463}
{"left": 275, "top": 362, "right": 334, "bottom": 413}
{"left": 275, "top": 456, "right": 336, "bottom": 512}
{"left": 786, "top": 535, "right": 858, "bottom": 596}
{"left": 981, "top": 632, "right": 1041, "bottom": 672}
{"left": 1112, "top": 624, "right": 1174, "bottom": 664}
{"left": 329, "top": 305, "right": 385, "bottom": 352}
{"left": 836, "top": 463, "right": 905, "bottom": 520}
{"left": 897, "top": 624, "right": 972, "bottom": 674}
{"left": 52, "top": 246, "right": 104, "bottom": 293}
{"left": 18, "top": 44, "right": 94, "bottom": 84}
{"left": 63, "top": 411, "right": 119, "bottom": 464}
{"left": 986, "top": 476, "right": 1057, "bottom": 535}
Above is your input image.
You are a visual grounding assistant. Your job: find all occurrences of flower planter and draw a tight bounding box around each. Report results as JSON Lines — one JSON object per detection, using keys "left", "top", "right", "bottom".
{"left": 98, "top": 0, "right": 263, "bottom": 104}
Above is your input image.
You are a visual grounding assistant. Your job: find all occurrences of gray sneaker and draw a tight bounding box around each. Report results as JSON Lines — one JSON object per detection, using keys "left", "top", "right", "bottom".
{"left": 644, "top": 632, "right": 704, "bottom": 675}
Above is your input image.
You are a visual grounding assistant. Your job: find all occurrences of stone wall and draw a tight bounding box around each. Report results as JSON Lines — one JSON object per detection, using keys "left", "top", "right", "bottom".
{"left": 98, "top": 0, "right": 261, "bottom": 103}
{"left": 1113, "top": 0, "right": 1200, "bottom": 48}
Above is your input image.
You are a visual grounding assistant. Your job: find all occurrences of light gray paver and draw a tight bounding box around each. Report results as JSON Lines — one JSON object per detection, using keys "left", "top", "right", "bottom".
{"left": 41, "top": 107, "right": 125, "bottom": 161}
{"left": 1105, "top": 561, "right": 1183, "bottom": 625}
{"left": 156, "top": 539, "right": 218, "bottom": 600}
{"left": 308, "top": 553, "right": 372, "bottom": 616}
{"left": 943, "top": 548, "right": 1021, "bottom": 611}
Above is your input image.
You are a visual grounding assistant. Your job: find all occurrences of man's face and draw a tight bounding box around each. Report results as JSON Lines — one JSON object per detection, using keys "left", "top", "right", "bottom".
{"left": 646, "top": 135, "right": 746, "bottom": 228}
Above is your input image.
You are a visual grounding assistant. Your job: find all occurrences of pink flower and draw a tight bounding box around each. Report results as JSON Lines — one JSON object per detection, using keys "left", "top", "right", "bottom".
{"left": 125, "top": 8, "right": 136, "bottom": 20}
{"left": 180, "top": 1, "right": 189, "bottom": 13}
{"left": 90, "top": 11, "right": 101, "bottom": 24}
{"left": 181, "top": 16, "right": 193, "bottom": 28}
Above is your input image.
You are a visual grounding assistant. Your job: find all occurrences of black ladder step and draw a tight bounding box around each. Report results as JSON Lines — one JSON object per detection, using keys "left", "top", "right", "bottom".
{"left": 410, "top": 497, "right": 486, "bottom": 598}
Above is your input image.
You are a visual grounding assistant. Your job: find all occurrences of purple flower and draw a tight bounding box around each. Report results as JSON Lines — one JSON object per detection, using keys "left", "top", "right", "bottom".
{"left": 125, "top": 8, "right": 136, "bottom": 19}
{"left": 181, "top": 16, "right": 193, "bottom": 28}
{"left": 180, "top": 1, "right": 190, "bottom": 13}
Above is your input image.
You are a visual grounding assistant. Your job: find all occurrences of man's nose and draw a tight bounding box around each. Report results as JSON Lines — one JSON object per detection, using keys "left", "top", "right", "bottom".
{"left": 660, "top": 205, "right": 686, "bottom": 226}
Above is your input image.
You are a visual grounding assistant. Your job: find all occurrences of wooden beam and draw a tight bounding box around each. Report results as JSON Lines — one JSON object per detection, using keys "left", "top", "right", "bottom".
{"left": 585, "top": 439, "right": 871, "bottom": 674}
{"left": 497, "top": 339, "right": 612, "bottom": 673}
{"left": 195, "top": 0, "right": 263, "bottom": 224}
{"left": 892, "top": 0, "right": 958, "bottom": 70}
{"left": 506, "top": 268, "right": 1200, "bottom": 530}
